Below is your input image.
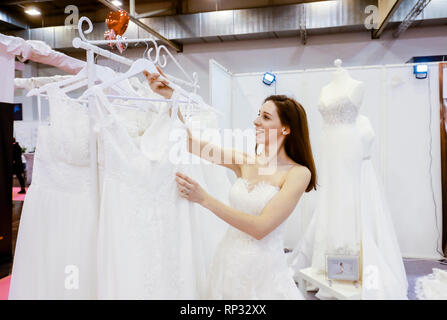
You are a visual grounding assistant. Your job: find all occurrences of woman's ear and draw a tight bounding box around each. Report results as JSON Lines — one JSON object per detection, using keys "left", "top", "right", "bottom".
{"left": 282, "top": 127, "right": 290, "bottom": 136}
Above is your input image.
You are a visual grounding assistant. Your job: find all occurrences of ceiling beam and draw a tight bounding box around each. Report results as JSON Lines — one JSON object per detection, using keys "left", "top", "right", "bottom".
{"left": 393, "top": 0, "right": 432, "bottom": 38}
{"left": 372, "top": 0, "right": 404, "bottom": 39}
{"left": 1, "top": 0, "right": 53, "bottom": 5}
{"left": 97, "top": 0, "right": 182, "bottom": 52}
{"left": 0, "top": 9, "right": 28, "bottom": 29}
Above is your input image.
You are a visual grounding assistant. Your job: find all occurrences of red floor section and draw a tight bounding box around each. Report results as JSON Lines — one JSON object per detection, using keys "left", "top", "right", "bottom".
{"left": 0, "top": 276, "right": 10, "bottom": 300}
{"left": 12, "top": 187, "right": 27, "bottom": 202}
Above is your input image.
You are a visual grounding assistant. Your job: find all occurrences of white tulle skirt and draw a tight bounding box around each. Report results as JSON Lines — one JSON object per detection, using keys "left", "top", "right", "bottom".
{"left": 359, "top": 160, "right": 408, "bottom": 299}
{"left": 9, "top": 127, "right": 98, "bottom": 300}
{"left": 9, "top": 184, "right": 98, "bottom": 299}
{"left": 311, "top": 124, "right": 363, "bottom": 272}
{"left": 288, "top": 124, "right": 408, "bottom": 299}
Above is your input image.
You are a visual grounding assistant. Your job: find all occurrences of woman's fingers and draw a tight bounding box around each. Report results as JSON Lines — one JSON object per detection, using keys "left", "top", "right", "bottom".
{"left": 160, "top": 79, "right": 170, "bottom": 86}
{"left": 143, "top": 71, "right": 160, "bottom": 82}
{"left": 175, "top": 177, "right": 192, "bottom": 188}
{"left": 176, "top": 172, "right": 194, "bottom": 184}
{"left": 182, "top": 174, "right": 196, "bottom": 185}
{"left": 175, "top": 176, "right": 193, "bottom": 189}
{"left": 156, "top": 65, "right": 167, "bottom": 78}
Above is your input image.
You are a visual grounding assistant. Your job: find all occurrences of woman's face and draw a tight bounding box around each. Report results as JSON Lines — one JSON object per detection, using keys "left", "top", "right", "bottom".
{"left": 254, "top": 100, "right": 288, "bottom": 145}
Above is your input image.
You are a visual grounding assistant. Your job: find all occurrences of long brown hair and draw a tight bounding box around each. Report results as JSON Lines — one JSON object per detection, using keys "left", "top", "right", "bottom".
{"left": 262, "top": 95, "right": 317, "bottom": 192}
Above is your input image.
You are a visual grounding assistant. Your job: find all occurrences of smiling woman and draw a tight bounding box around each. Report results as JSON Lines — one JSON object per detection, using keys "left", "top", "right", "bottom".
{"left": 145, "top": 67, "right": 316, "bottom": 299}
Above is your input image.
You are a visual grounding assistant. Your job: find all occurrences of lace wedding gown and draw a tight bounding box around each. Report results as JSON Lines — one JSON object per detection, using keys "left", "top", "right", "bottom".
{"left": 94, "top": 88, "right": 209, "bottom": 299}
{"left": 288, "top": 85, "right": 408, "bottom": 300}
{"left": 207, "top": 178, "right": 303, "bottom": 300}
{"left": 9, "top": 85, "right": 98, "bottom": 299}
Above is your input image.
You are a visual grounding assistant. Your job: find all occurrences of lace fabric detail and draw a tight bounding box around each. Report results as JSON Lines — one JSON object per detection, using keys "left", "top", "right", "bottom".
{"left": 318, "top": 95, "right": 359, "bottom": 126}
{"left": 225, "top": 178, "right": 284, "bottom": 245}
{"left": 112, "top": 105, "right": 156, "bottom": 137}
{"left": 46, "top": 86, "right": 90, "bottom": 167}
{"left": 415, "top": 268, "right": 447, "bottom": 300}
{"left": 208, "top": 178, "right": 303, "bottom": 299}
{"left": 30, "top": 86, "right": 92, "bottom": 191}
{"left": 32, "top": 126, "right": 92, "bottom": 193}
{"left": 95, "top": 89, "right": 196, "bottom": 299}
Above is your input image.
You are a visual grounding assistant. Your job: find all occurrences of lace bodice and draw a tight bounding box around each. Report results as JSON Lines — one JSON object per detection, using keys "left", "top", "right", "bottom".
{"left": 230, "top": 178, "right": 279, "bottom": 214}
{"left": 46, "top": 85, "right": 90, "bottom": 166}
{"left": 208, "top": 178, "right": 302, "bottom": 299}
{"left": 226, "top": 178, "right": 286, "bottom": 245}
{"left": 31, "top": 85, "right": 92, "bottom": 193}
{"left": 318, "top": 94, "right": 360, "bottom": 126}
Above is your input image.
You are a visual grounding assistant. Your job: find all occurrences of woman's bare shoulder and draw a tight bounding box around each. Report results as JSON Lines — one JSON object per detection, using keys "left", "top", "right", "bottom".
{"left": 282, "top": 163, "right": 311, "bottom": 186}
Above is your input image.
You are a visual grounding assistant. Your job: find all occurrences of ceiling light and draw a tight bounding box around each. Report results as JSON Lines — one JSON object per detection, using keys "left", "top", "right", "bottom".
{"left": 24, "top": 8, "right": 41, "bottom": 16}
{"left": 111, "top": 0, "right": 122, "bottom": 6}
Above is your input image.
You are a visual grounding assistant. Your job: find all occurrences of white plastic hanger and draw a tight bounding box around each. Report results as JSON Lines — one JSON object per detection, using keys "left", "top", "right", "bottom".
{"left": 79, "top": 58, "right": 158, "bottom": 100}
{"left": 27, "top": 67, "right": 87, "bottom": 97}
{"left": 27, "top": 64, "right": 132, "bottom": 97}
{"left": 60, "top": 64, "right": 133, "bottom": 96}
{"left": 80, "top": 58, "right": 219, "bottom": 114}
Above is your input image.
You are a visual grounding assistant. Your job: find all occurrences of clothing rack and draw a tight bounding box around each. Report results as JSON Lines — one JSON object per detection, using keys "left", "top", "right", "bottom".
{"left": 76, "top": 17, "right": 199, "bottom": 91}
{"left": 73, "top": 16, "right": 209, "bottom": 212}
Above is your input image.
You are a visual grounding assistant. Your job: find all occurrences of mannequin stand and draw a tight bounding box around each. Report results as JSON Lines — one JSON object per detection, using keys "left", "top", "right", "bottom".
{"left": 296, "top": 267, "right": 362, "bottom": 300}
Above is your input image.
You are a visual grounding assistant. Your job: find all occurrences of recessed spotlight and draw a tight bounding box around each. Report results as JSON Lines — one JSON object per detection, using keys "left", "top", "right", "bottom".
{"left": 111, "top": 0, "right": 122, "bottom": 6}
{"left": 25, "top": 8, "right": 41, "bottom": 16}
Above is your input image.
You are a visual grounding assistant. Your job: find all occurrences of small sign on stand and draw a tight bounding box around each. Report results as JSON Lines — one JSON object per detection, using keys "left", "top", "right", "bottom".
{"left": 326, "top": 254, "right": 360, "bottom": 288}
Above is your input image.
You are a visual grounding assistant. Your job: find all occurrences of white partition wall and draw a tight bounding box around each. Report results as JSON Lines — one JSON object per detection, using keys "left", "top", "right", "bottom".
{"left": 209, "top": 59, "right": 233, "bottom": 130}
{"left": 216, "top": 63, "right": 443, "bottom": 259}
{"left": 383, "top": 65, "right": 442, "bottom": 259}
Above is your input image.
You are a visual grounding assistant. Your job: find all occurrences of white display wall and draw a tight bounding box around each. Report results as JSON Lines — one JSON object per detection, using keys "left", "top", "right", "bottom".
{"left": 211, "top": 60, "right": 443, "bottom": 259}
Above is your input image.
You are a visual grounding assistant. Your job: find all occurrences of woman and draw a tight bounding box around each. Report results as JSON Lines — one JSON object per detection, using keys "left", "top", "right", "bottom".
{"left": 145, "top": 68, "right": 317, "bottom": 299}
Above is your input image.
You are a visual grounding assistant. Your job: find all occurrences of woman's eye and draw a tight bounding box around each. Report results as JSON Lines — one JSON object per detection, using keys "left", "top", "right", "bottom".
{"left": 263, "top": 115, "right": 269, "bottom": 120}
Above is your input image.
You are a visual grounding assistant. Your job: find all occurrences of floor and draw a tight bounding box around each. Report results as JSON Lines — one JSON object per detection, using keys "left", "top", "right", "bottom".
{"left": 404, "top": 258, "right": 447, "bottom": 300}
{"left": 0, "top": 200, "right": 23, "bottom": 280}
{"left": 1, "top": 185, "right": 446, "bottom": 300}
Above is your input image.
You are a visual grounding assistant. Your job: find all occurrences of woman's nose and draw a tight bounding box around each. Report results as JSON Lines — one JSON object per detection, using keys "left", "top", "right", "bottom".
{"left": 254, "top": 117, "right": 261, "bottom": 126}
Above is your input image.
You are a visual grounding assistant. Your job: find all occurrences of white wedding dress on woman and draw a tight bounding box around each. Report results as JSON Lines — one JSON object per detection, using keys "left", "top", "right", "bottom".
{"left": 207, "top": 178, "right": 303, "bottom": 300}
{"left": 288, "top": 67, "right": 408, "bottom": 299}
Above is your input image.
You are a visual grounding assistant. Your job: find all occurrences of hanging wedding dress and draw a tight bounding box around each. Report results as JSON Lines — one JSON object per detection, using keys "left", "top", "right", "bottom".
{"left": 9, "top": 85, "right": 98, "bottom": 299}
{"left": 207, "top": 178, "right": 303, "bottom": 300}
{"left": 288, "top": 65, "right": 408, "bottom": 300}
{"left": 182, "top": 99, "right": 231, "bottom": 272}
{"left": 123, "top": 80, "right": 230, "bottom": 284}
{"left": 94, "top": 88, "right": 206, "bottom": 299}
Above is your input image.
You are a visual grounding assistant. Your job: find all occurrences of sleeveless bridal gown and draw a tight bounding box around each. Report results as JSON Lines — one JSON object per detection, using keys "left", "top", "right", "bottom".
{"left": 9, "top": 85, "right": 98, "bottom": 299}
{"left": 207, "top": 178, "right": 303, "bottom": 300}
{"left": 288, "top": 81, "right": 408, "bottom": 299}
{"left": 94, "top": 88, "right": 207, "bottom": 299}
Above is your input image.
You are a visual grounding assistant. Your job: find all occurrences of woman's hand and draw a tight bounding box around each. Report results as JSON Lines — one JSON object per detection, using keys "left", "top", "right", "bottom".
{"left": 175, "top": 172, "right": 209, "bottom": 205}
{"left": 143, "top": 65, "right": 173, "bottom": 99}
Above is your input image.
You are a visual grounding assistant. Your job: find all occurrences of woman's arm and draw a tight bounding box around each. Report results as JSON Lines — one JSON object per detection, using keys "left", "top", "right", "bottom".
{"left": 183, "top": 122, "right": 246, "bottom": 176}
{"left": 176, "top": 166, "right": 311, "bottom": 240}
{"left": 144, "top": 68, "right": 248, "bottom": 176}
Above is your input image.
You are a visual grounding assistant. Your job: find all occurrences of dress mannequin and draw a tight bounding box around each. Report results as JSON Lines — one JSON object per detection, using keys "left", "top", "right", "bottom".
{"left": 319, "top": 59, "right": 365, "bottom": 111}
{"left": 289, "top": 59, "right": 408, "bottom": 299}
